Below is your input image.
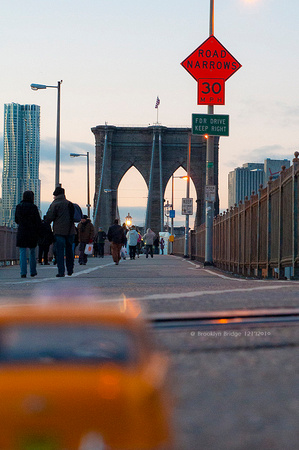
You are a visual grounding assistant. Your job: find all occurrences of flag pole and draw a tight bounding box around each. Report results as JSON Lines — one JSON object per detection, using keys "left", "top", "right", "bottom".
{"left": 155, "top": 96, "right": 160, "bottom": 125}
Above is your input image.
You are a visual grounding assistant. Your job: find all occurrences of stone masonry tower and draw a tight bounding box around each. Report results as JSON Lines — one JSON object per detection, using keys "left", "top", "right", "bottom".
{"left": 91, "top": 125, "right": 219, "bottom": 234}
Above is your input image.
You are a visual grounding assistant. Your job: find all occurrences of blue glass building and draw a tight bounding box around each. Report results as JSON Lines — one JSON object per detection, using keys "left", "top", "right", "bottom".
{"left": 2, "top": 103, "right": 41, "bottom": 227}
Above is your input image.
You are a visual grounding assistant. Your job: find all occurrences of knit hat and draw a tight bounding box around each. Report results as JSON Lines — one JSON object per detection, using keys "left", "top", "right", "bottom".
{"left": 53, "top": 186, "right": 65, "bottom": 196}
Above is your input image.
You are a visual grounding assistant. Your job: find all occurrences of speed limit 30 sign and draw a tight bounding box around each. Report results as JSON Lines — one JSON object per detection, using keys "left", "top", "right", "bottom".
{"left": 198, "top": 78, "right": 224, "bottom": 105}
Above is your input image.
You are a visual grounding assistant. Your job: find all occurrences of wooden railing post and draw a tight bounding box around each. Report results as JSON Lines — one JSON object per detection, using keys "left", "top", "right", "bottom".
{"left": 292, "top": 152, "right": 299, "bottom": 279}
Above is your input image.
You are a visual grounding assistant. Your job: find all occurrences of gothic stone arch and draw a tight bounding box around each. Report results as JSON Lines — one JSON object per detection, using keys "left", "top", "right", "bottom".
{"left": 91, "top": 125, "right": 219, "bottom": 234}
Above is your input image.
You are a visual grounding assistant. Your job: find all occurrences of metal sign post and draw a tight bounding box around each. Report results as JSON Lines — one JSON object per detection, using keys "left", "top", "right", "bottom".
{"left": 184, "top": 134, "right": 191, "bottom": 257}
{"left": 204, "top": 0, "right": 215, "bottom": 266}
{"left": 180, "top": 0, "right": 241, "bottom": 264}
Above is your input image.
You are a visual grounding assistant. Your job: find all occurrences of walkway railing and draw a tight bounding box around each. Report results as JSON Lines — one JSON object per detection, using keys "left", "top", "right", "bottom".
{"left": 0, "top": 226, "right": 19, "bottom": 265}
{"left": 173, "top": 152, "right": 299, "bottom": 279}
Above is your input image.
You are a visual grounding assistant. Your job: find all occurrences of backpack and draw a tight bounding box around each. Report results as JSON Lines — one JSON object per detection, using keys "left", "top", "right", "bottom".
{"left": 68, "top": 202, "right": 83, "bottom": 223}
{"left": 73, "top": 203, "right": 83, "bottom": 222}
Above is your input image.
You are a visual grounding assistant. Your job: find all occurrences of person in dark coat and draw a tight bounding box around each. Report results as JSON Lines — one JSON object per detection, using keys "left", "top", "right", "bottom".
{"left": 153, "top": 236, "right": 159, "bottom": 254}
{"left": 94, "top": 227, "right": 107, "bottom": 258}
{"left": 15, "top": 190, "right": 42, "bottom": 278}
{"left": 45, "top": 186, "right": 76, "bottom": 277}
{"left": 38, "top": 216, "right": 54, "bottom": 265}
{"left": 77, "top": 215, "right": 95, "bottom": 265}
{"left": 107, "top": 219, "right": 125, "bottom": 265}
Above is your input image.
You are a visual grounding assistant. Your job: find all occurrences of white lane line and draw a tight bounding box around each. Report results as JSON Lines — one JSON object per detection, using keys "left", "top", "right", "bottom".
{"left": 203, "top": 268, "right": 247, "bottom": 281}
{"left": 0, "top": 262, "right": 116, "bottom": 285}
{"left": 185, "top": 260, "right": 246, "bottom": 280}
{"left": 130, "top": 283, "right": 299, "bottom": 301}
{"left": 0, "top": 282, "right": 298, "bottom": 305}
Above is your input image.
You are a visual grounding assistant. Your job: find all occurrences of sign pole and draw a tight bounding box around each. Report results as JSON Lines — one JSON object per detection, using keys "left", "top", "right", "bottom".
{"left": 184, "top": 134, "right": 191, "bottom": 257}
{"left": 204, "top": 0, "right": 215, "bottom": 266}
{"left": 171, "top": 175, "right": 174, "bottom": 254}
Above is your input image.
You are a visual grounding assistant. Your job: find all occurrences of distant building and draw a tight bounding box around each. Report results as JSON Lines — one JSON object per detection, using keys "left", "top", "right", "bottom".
{"left": 228, "top": 163, "right": 264, "bottom": 208}
{"left": 0, "top": 199, "right": 3, "bottom": 226}
{"left": 228, "top": 158, "right": 290, "bottom": 208}
{"left": 2, "top": 103, "right": 41, "bottom": 227}
{"left": 264, "top": 158, "right": 290, "bottom": 182}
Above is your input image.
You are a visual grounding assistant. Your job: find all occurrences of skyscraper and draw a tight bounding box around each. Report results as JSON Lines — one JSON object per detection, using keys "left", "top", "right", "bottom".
{"left": 2, "top": 103, "right": 41, "bottom": 227}
{"left": 228, "top": 158, "right": 290, "bottom": 208}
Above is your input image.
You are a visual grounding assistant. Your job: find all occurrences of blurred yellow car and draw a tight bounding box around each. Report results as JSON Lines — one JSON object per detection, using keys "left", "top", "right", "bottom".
{"left": 0, "top": 303, "right": 171, "bottom": 450}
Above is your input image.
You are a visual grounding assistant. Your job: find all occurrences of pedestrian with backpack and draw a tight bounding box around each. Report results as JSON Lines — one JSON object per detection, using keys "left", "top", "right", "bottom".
{"left": 45, "top": 186, "right": 76, "bottom": 277}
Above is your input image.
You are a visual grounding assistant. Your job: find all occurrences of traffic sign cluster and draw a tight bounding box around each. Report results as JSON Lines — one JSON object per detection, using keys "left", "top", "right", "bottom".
{"left": 181, "top": 35, "right": 241, "bottom": 106}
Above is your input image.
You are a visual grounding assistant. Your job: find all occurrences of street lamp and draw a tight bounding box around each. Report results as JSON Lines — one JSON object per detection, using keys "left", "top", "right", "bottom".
{"left": 70, "top": 152, "right": 91, "bottom": 217}
{"left": 31, "top": 81, "right": 63, "bottom": 187}
{"left": 125, "top": 213, "right": 132, "bottom": 227}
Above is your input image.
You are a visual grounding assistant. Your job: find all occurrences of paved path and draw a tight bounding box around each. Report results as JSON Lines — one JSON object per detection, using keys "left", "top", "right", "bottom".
{"left": 0, "top": 255, "right": 298, "bottom": 449}
{"left": 1, "top": 255, "right": 299, "bottom": 310}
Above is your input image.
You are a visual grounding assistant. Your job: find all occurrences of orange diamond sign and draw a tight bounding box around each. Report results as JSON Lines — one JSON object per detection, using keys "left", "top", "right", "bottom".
{"left": 181, "top": 35, "right": 241, "bottom": 82}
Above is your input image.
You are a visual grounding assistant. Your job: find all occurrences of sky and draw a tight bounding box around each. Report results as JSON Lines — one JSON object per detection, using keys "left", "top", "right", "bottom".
{"left": 1, "top": 0, "right": 299, "bottom": 227}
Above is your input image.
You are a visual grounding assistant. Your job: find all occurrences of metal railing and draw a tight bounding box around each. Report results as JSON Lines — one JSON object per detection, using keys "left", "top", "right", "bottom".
{"left": 0, "top": 226, "right": 19, "bottom": 265}
{"left": 173, "top": 153, "right": 299, "bottom": 279}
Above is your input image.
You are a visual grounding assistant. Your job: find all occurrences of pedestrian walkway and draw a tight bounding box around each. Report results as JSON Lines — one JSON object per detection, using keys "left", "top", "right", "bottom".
{"left": 0, "top": 254, "right": 298, "bottom": 311}
{"left": 0, "top": 254, "right": 174, "bottom": 301}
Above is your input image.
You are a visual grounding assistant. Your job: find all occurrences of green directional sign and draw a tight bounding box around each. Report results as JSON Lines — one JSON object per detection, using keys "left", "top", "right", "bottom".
{"left": 192, "top": 113, "right": 229, "bottom": 136}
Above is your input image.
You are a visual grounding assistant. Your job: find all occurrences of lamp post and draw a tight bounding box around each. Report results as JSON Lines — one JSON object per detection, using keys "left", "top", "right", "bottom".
{"left": 31, "top": 81, "right": 62, "bottom": 188}
{"left": 125, "top": 213, "right": 132, "bottom": 228}
{"left": 70, "top": 152, "right": 91, "bottom": 217}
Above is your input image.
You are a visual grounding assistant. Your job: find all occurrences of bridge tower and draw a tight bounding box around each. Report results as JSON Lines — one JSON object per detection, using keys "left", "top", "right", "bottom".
{"left": 91, "top": 125, "right": 219, "bottom": 234}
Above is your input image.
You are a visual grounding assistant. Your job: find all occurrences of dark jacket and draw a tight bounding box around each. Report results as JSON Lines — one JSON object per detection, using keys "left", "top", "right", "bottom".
{"left": 107, "top": 224, "right": 125, "bottom": 244}
{"left": 45, "top": 194, "right": 75, "bottom": 236}
{"left": 77, "top": 219, "right": 95, "bottom": 244}
{"left": 15, "top": 191, "right": 42, "bottom": 248}
{"left": 95, "top": 230, "right": 107, "bottom": 244}
{"left": 38, "top": 220, "right": 54, "bottom": 247}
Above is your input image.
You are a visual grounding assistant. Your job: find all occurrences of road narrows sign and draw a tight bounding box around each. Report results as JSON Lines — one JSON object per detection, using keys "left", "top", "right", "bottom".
{"left": 181, "top": 35, "right": 242, "bottom": 82}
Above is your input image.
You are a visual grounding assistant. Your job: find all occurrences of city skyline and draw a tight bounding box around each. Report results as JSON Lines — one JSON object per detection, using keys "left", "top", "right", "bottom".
{"left": 0, "top": 0, "right": 298, "bottom": 226}
{"left": 2, "top": 103, "right": 41, "bottom": 227}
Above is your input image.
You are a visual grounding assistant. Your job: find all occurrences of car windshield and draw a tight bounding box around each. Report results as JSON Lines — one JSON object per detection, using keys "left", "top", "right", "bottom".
{"left": 0, "top": 324, "right": 136, "bottom": 364}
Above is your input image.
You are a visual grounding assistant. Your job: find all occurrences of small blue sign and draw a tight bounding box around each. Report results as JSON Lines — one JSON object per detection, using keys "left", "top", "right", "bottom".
{"left": 169, "top": 210, "right": 175, "bottom": 218}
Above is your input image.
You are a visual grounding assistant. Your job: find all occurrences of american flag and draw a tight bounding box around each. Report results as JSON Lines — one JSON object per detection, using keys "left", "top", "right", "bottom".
{"left": 155, "top": 96, "right": 160, "bottom": 108}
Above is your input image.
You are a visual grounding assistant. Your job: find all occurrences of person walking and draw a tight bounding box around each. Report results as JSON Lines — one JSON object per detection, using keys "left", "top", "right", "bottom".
{"left": 121, "top": 223, "right": 128, "bottom": 260}
{"left": 107, "top": 219, "right": 125, "bottom": 265}
{"left": 136, "top": 228, "right": 142, "bottom": 258}
{"left": 126, "top": 225, "right": 139, "bottom": 260}
{"left": 153, "top": 236, "right": 159, "bottom": 254}
{"left": 94, "top": 227, "right": 106, "bottom": 258}
{"left": 160, "top": 237, "right": 165, "bottom": 255}
{"left": 77, "top": 215, "right": 95, "bottom": 265}
{"left": 15, "top": 190, "right": 42, "bottom": 278}
{"left": 45, "top": 186, "right": 76, "bottom": 277}
{"left": 38, "top": 216, "right": 54, "bottom": 265}
{"left": 143, "top": 228, "right": 156, "bottom": 258}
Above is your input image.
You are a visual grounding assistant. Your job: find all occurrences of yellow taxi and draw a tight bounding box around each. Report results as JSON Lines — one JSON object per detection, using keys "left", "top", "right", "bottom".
{"left": 0, "top": 302, "right": 171, "bottom": 449}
